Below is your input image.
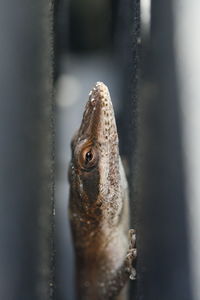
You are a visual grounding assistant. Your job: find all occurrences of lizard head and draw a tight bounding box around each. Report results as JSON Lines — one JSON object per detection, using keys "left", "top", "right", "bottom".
{"left": 69, "top": 82, "right": 121, "bottom": 218}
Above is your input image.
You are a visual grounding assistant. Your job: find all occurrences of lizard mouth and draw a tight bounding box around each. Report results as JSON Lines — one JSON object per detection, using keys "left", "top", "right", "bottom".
{"left": 78, "top": 82, "right": 119, "bottom": 145}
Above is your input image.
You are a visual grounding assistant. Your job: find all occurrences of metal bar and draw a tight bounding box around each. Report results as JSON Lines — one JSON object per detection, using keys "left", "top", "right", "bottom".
{"left": 173, "top": 1, "right": 200, "bottom": 299}
{"left": 134, "top": 0, "right": 193, "bottom": 299}
{"left": 116, "top": 0, "right": 140, "bottom": 230}
{"left": 0, "top": 2, "right": 55, "bottom": 299}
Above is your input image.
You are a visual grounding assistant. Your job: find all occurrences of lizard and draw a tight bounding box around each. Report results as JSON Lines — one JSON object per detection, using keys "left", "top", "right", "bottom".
{"left": 68, "top": 82, "right": 137, "bottom": 300}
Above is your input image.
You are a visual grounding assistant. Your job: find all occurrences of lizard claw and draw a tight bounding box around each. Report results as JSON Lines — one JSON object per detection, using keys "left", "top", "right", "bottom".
{"left": 128, "top": 229, "right": 136, "bottom": 249}
{"left": 129, "top": 267, "right": 136, "bottom": 280}
{"left": 125, "top": 229, "right": 137, "bottom": 280}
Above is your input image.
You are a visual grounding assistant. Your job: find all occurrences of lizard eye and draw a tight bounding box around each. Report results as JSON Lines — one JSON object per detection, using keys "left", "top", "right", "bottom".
{"left": 85, "top": 151, "right": 93, "bottom": 162}
{"left": 79, "top": 146, "right": 98, "bottom": 170}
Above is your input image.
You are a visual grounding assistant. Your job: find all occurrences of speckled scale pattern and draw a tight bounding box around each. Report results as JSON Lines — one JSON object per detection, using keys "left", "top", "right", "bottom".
{"left": 68, "top": 82, "right": 136, "bottom": 300}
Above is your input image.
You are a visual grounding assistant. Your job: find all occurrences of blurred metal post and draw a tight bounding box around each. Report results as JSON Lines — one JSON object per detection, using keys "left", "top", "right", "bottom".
{"left": 0, "top": 2, "right": 54, "bottom": 300}
{"left": 174, "top": 1, "right": 200, "bottom": 300}
{"left": 134, "top": 0, "right": 193, "bottom": 299}
{"left": 116, "top": 0, "right": 140, "bottom": 233}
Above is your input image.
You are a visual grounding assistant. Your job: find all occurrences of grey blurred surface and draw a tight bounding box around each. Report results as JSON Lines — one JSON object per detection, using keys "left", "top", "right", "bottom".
{"left": 174, "top": 1, "right": 200, "bottom": 299}
{"left": 0, "top": 2, "right": 54, "bottom": 300}
{"left": 134, "top": 0, "right": 193, "bottom": 299}
{"left": 55, "top": 54, "right": 121, "bottom": 300}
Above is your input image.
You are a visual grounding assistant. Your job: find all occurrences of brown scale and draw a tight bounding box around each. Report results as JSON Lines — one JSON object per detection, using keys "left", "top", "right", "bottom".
{"left": 68, "top": 82, "right": 137, "bottom": 300}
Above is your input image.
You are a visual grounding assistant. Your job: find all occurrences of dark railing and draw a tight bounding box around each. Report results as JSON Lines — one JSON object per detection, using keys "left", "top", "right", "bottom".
{"left": 0, "top": 1, "right": 198, "bottom": 299}
{"left": 0, "top": 2, "right": 55, "bottom": 300}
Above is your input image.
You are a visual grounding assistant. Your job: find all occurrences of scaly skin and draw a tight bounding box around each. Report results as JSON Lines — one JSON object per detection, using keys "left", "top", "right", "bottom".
{"left": 68, "top": 82, "right": 136, "bottom": 300}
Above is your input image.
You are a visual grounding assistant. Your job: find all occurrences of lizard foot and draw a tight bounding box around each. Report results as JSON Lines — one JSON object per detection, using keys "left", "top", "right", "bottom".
{"left": 125, "top": 229, "right": 137, "bottom": 280}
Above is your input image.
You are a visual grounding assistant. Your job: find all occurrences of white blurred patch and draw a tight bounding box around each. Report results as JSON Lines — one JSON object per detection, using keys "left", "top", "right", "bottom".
{"left": 56, "top": 74, "right": 81, "bottom": 108}
{"left": 141, "top": 0, "right": 151, "bottom": 35}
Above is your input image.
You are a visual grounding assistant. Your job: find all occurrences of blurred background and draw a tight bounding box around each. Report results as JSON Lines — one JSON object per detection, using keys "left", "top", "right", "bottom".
{"left": 1, "top": 1, "right": 200, "bottom": 300}
{"left": 54, "top": 0, "right": 200, "bottom": 299}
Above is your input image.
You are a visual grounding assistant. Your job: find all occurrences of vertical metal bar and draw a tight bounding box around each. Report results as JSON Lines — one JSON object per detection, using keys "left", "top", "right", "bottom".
{"left": 116, "top": 0, "right": 140, "bottom": 230}
{"left": 134, "top": 0, "right": 193, "bottom": 299}
{"left": 174, "top": 1, "right": 200, "bottom": 299}
{"left": 0, "top": 2, "right": 54, "bottom": 300}
{"left": 117, "top": 0, "right": 140, "bottom": 161}
{"left": 115, "top": 0, "right": 140, "bottom": 297}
